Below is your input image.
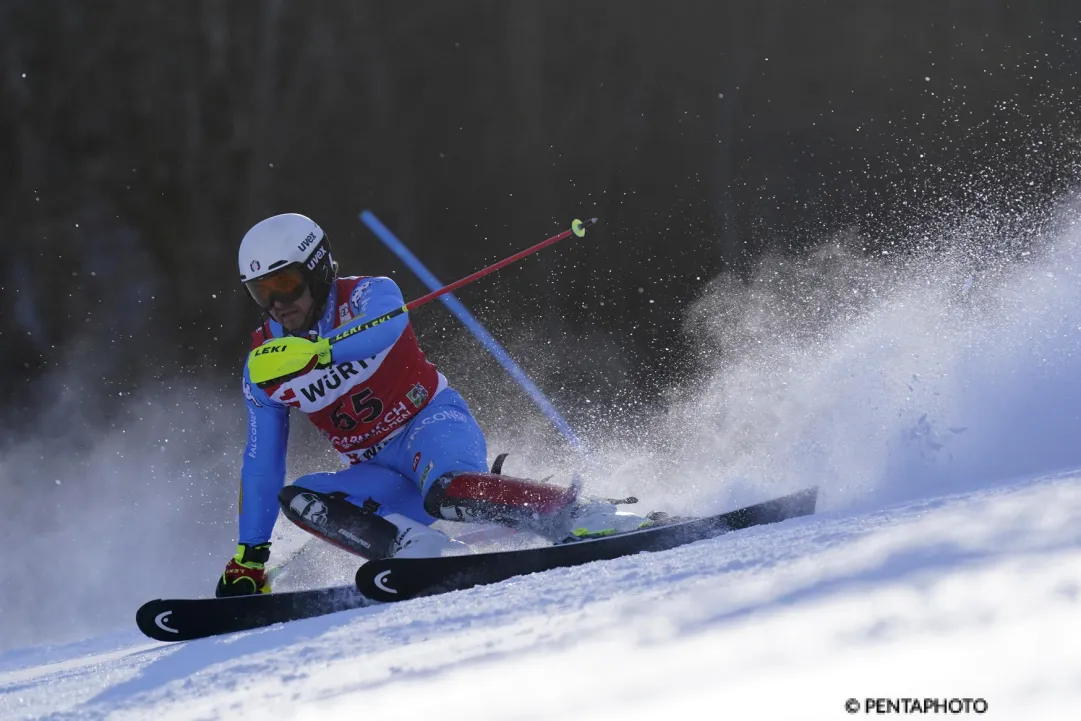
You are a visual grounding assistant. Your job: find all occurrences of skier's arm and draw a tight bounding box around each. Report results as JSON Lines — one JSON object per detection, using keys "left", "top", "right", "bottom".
{"left": 246, "top": 278, "right": 408, "bottom": 388}
{"left": 238, "top": 365, "right": 290, "bottom": 545}
{"left": 329, "top": 276, "right": 409, "bottom": 362}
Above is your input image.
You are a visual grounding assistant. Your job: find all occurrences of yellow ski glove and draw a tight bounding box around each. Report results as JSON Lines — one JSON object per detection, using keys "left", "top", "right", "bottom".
{"left": 248, "top": 335, "right": 332, "bottom": 387}
{"left": 216, "top": 543, "right": 272, "bottom": 597}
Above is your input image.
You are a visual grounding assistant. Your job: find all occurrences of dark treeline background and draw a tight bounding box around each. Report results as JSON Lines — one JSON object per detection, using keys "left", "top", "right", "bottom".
{"left": 2, "top": 1, "right": 1080, "bottom": 434}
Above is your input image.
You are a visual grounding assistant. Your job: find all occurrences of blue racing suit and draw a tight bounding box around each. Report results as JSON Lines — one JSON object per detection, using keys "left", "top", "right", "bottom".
{"left": 238, "top": 275, "right": 488, "bottom": 545}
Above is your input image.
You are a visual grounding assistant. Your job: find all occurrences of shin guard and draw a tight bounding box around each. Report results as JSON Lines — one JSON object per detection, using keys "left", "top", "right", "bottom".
{"left": 423, "top": 471, "right": 578, "bottom": 532}
{"left": 279, "top": 486, "right": 398, "bottom": 561}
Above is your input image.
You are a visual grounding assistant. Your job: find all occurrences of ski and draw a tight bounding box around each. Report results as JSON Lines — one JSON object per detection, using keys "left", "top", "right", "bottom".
{"left": 356, "top": 486, "right": 818, "bottom": 602}
{"left": 136, "top": 584, "right": 374, "bottom": 642}
{"left": 136, "top": 487, "right": 816, "bottom": 641}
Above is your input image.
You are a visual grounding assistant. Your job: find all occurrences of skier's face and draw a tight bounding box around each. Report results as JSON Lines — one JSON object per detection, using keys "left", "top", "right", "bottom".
{"left": 269, "top": 285, "right": 314, "bottom": 332}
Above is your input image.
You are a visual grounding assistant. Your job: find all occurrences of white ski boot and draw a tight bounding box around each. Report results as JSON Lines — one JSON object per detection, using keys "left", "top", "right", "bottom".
{"left": 557, "top": 497, "right": 650, "bottom": 543}
{"left": 385, "top": 513, "right": 471, "bottom": 558}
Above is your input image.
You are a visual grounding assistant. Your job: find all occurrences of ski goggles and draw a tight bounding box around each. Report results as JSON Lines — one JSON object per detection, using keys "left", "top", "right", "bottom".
{"left": 244, "top": 265, "right": 309, "bottom": 308}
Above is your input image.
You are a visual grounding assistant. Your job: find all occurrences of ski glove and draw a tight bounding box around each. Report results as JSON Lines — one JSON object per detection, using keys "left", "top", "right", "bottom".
{"left": 215, "top": 543, "right": 272, "bottom": 597}
{"left": 248, "top": 335, "right": 332, "bottom": 388}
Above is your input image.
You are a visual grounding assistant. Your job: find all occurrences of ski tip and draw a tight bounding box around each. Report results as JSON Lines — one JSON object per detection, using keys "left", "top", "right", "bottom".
{"left": 790, "top": 486, "right": 819, "bottom": 516}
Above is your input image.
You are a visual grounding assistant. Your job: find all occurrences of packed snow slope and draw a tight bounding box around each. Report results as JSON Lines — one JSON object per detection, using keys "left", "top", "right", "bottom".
{"left": 4, "top": 195, "right": 1081, "bottom": 719}
{"left": 1, "top": 473, "right": 1080, "bottom": 720}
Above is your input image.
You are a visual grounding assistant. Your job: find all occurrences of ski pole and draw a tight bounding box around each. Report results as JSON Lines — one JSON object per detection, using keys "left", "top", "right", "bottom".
{"left": 330, "top": 218, "right": 596, "bottom": 345}
{"left": 362, "top": 211, "right": 588, "bottom": 452}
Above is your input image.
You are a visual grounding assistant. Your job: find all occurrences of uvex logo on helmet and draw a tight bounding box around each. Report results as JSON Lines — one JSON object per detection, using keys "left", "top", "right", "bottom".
{"left": 297, "top": 232, "right": 319, "bottom": 253}
{"left": 306, "top": 245, "right": 328, "bottom": 271}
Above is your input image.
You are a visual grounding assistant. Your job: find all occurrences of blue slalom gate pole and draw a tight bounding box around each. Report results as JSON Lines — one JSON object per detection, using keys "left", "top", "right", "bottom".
{"left": 360, "top": 210, "right": 586, "bottom": 454}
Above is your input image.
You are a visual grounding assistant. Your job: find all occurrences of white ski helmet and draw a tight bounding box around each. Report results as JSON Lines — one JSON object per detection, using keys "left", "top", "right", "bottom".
{"left": 238, "top": 213, "right": 337, "bottom": 317}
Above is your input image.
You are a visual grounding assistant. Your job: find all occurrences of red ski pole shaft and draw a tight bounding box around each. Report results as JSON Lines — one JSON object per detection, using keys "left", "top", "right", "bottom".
{"left": 405, "top": 217, "right": 596, "bottom": 311}
{"left": 331, "top": 218, "right": 596, "bottom": 345}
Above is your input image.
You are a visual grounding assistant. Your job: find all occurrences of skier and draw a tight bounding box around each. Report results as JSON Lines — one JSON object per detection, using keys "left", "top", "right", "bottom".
{"left": 218, "top": 213, "right": 644, "bottom": 597}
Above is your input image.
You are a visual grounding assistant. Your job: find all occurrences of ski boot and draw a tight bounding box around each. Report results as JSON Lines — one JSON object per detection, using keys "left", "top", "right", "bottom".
{"left": 556, "top": 495, "right": 651, "bottom": 543}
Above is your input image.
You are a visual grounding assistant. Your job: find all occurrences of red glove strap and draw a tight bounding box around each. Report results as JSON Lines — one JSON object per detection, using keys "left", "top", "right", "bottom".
{"left": 223, "top": 559, "right": 268, "bottom": 589}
